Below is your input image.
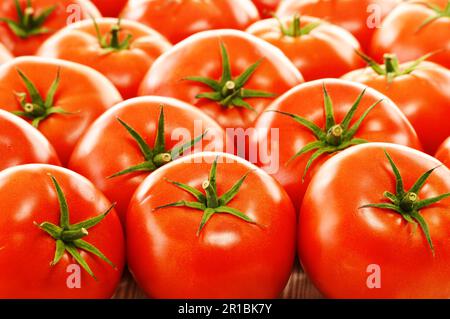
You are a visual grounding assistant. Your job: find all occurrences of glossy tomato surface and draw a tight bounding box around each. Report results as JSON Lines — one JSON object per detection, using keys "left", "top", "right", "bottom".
{"left": 0, "top": 0, "right": 100, "bottom": 56}
{"left": 299, "top": 143, "right": 450, "bottom": 298}
{"left": 121, "top": 0, "right": 260, "bottom": 44}
{"left": 139, "top": 30, "right": 303, "bottom": 129}
{"left": 127, "top": 152, "right": 296, "bottom": 298}
{"left": 91, "top": 0, "right": 127, "bottom": 17}
{"left": 276, "top": 0, "right": 400, "bottom": 51}
{"left": 69, "top": 96, "right": 226, "bottom": 221}
{"left": 0, "top": 42, "right": 12, "bottom": 63}
{"left": 0, "top": 109, "right": 60, "bottom": 170}
{"left": 247, "top": 16, "right": 364, "bottom": 81}
{"left": 0, "top": 57, "right": 122, "bottom": 164}
{"left": 37, "top": 18, "right": 172, "bottom": 99}
{"left": 252, "top": 0, "right": 281, "bottom": 18}
{"left": 343, "top": 61, "right": 450, "bottom": 154}
{"left": 250, "top": 79, "right": 421, "bottom": 209}
{"left": 370, "top": 0, "right": 450, "bottom": 69}
{"left": 435, "top": 136, "right": 450, "bottom": 167}
{"left": 0, "top": 164, "right": 125, "bottom": 298}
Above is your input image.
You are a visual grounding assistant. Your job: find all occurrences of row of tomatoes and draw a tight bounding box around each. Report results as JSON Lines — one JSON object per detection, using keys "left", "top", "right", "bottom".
{"left": 0, "top": 0, "right": 449, "bottom": 298}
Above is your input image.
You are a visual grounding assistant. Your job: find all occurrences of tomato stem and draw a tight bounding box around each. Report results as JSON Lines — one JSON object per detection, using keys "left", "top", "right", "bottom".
{"left": 276, "top": 14, "right": 321, "bottom": 38}
{"left": 109, "top": 106, "right": 208, "bottom": 178}
{"left": 184, "top": 42, "right": 276, "bottom": 111}
{"left": 360, "top": 150, "right": 450, "bottom": 255}
{"left": 0, "top": 0, "right": 56, "bottom": 39}
{"left": 269, "top": 84, "right": 382, "bottom": 180}
{"left": 155, "top": 156, "right": 258, "bottom": 236}
{"left": 35, "top": 175, "right": 116, "bottom": 279}
{"left": 93, "top": 18, "right": 133, "bottom": 53}
{"left": 11, "top": 68, "right": 74, "bottom": 128}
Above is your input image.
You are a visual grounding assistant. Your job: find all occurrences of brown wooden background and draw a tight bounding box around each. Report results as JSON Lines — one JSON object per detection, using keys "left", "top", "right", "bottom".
{"left": 113, "top": 263, "right": 323, "bottom": 299}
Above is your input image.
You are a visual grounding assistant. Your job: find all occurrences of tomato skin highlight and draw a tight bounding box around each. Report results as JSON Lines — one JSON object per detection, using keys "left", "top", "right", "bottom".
{"left": 0, "top": 110, "right": 60, "bottom": 171}
{"left": 0, "top": 0, "right": 101, "bottom": 56}
{"left": 435, "top": 137, "right": 450, "bottom": 168}
{"left": 246, "top": 16, "right": 364, "bottom": 81}
{"left": 139, "top": 29, "right": 303, "bottom": 130}
{"left": 0, "top": 164, "right": 125, "bottom": 298}
{"left": 127, "top": 152, "right": 296, "bottom": 299}
{"left": 0, "top": 42, "right": 12, "bottom": 63}
{"left": 90, "top": 0, "right": 127, "bottom": 17}
{"left": 250, "top": 79, "right": 422, "bottom": 209}
{"left": 299, "top": 143, "right": 450, "bottom": 299}
{"left": 37, "top": 18, "right": 172, "bottom": 99}
{"left": 276, "top": 0, "right": 400, "bottom": 51}
{"left": 0, "top": 57, "right": 123, "bottom": 164}
{"left": 343, "top": 61, "right": 450, "bottom": 154}
{"left": 120, "top": 0, "right": 260, "bottom": 44}
{"left": 68, "top": 96, "right": 226, "bottom": 222}
{"left": 370, "top": 1, "right": 450, "bottom": 69}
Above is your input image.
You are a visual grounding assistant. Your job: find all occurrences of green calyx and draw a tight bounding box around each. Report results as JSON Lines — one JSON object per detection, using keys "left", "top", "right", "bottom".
{"left": 109, "top": 106, "right": 207, "bottom": 178}
{"left": 0, "top": 0, "right": 56, "bottom": 39}
{"left": 356, "top": 51, "right": 434, "bottom": 83}
{"left": 184, "top": 42, "right": 276, "bottom": 111}
{"left": 270, "top": 83, "right": 382, "bottom": 181}
{"left": 35, "top": 175, "right": 116, "bottom": 279}
{"left": 360, "top": 150, "right": 450, "bottom": 255}
{"left": 12, "top": 68, "right": 73, "bottom": 128}
{"left": 93, "top": 18, "right": 132, "bottom": 54}
{"left": 417, "top": 0, "right": 450, "bottom": 32}
{"left": 155, "top": 157, "right": 258, "bottom": 236}
{"left": 276, "top": 14, "right": 321, "bottom": 37}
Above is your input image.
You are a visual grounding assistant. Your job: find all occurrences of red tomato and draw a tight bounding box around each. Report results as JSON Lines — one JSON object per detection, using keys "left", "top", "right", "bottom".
{"left": 343, "top": 54, "right": 450, "bottom": 154}
{"left": 252, "top": 0, "right": 281, "bottom": 18}
{"left": 370, "top": 0, "right": 450, "bottom": 69}
{"left": 127, "top": 152, "right": 296, "bottom": 298}
{"left": 247, "top": 15, "right": 364, "bottom": 81}
{"left": 250, "top": 79, "right": 421, "bottom": 209}
{"left": 276, "top": 0, "right": 400, "bottom": 51}
{"left": 0, "top": 57, "right": 122, "bottom": 165}
{"left": 0, "top": 42, "right": 12, "bottom": 63}
{"left": 0, "top": 109, "right": 60, "bottom": 170}
{"left": 37, "top": 18, "right": 172, "bottom": 99}
{"left": 121, "top": 0, "right": 260, "bottom": 44}
{"left": 435, "top": 136, "right": 450, "bottom": 167}
{"left": 139, "top": 30, "right": 303, "bottom": 130}
{"left": 68, "top": 96, "right": 226, "bottom": 221}
{"left": 0, "top": 164, "right": 125, "bottom": 298}
{"left": 90, "top": 0, "right": 127, "bottom": 17}
{"left": 299, "top": 143, "right": 450, "bottom": 298}
{"left": 0, "top": 0, "right": 100, "bottom": 56}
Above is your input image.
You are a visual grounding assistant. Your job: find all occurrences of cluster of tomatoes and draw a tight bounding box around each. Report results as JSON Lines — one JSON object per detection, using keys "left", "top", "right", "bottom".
{"left": 0, "top": 0, "right": 449, "bottom": 299}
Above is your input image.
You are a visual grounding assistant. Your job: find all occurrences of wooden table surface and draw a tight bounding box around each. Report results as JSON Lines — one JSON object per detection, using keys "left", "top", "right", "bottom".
{"left": 113, "top": 262, "right": 323, "bottom": 299}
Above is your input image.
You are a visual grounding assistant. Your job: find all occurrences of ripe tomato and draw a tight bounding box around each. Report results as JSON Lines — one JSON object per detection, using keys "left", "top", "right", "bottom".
{"left": 139, "top": 30, "right": 303, "bottom": 130}
{"left": 370, "top": 0, "right": 450, "bottom": 69}
{"left": 246, "top": 15, "right": 364, "bottom": 81}
{"left": 0, "top": 164, "right": 125, "bottom": 298}
{"left": 37, "top": 18, "right": 172, "bottom": 99}
{"left": 0, "top": 0, "right": 100, "bottom": 56}
{"left": 276, "top": 0, "right": 400, "bottom": 51}
{"left": 0, "top": 57, "right": 122, "bottom": 165}
{"left": 127, "top": 152, "right": 296, "bottom": 298}
{"left": 250, "top": 79, "right": 421, "bottom": 209}
{"left": 435, "top": 136, "right": 450, "bottom": 167}
{"left": 252, "top": 0, "right": 281, "bottom": 18}
{"left": 90, "top": 0, "right": 127, "bottom": 17}
{"left": 0, "top": 109, "right": 60, "bottom": 171}
{"left": 68, "top": 96, "right": 226, "bottom": 221}
{"left": 0, "top": 42, "right": 12, "bottom": 63}
{"left": 120, "top": 0, "right": 260, "bottom": 44}
{"left": 343, "top": 53, "right": 450, "bottom": 154}
{"left": 299, "top": 143, "right": 450, "bottom": 298}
